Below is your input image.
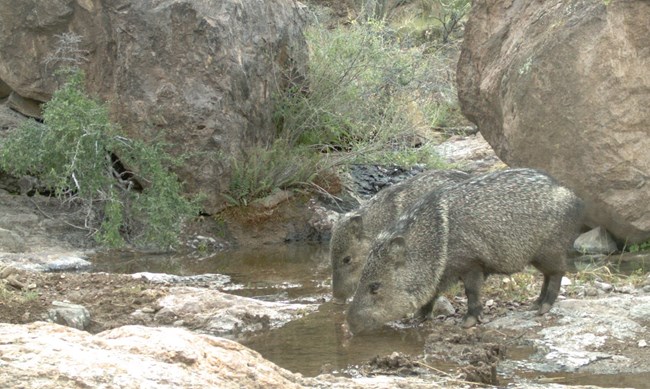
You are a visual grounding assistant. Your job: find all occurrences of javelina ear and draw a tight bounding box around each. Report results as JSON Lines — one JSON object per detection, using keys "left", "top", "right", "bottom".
{"left": 349, "top": 215, "right": 364, "bottom": 239}
{"left": 388, "top": 236, "right": 407, "bottom": 269}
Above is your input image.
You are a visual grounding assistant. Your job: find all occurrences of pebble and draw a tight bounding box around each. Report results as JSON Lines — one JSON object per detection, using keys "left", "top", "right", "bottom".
{"left": 594, "top": 281, "right": 613, "bottom": 292}
{"left": 616, "top": 285, "right": 636, "bottom": 294}
{"left": 639, "top": 340, "right": 647, "bottom": 348}
{"left": 584, "top": 286, "right": 599, "bottom": 297}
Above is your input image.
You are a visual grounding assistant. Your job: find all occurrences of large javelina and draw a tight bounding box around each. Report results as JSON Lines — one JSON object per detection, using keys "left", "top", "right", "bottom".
{"left": 330, "top": 169, "right": 469, "bottom": 302}
{"left": 346, "top": 168, "right": 584, "bottom": 334}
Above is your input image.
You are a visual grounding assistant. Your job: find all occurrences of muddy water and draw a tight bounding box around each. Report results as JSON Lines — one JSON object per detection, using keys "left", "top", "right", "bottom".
{"left": 92, "top": 244, "right": 649, "bottom": 386}
{"left": 92, "top": 243, "right": 431, "bottom": 376}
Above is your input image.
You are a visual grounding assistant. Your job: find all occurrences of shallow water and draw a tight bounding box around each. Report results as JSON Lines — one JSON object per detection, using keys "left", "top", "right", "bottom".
{"left": 92, "top": 244, "right": 430, "bottom": 376}
{"left": 91, "top": 244, "right": 650, "bottom": 386}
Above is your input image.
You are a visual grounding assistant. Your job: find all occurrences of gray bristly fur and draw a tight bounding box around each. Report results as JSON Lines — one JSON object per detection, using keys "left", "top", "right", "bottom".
{"left": 330, "top": 169, "right": 470, "bottom": 302}
{"left": 346, "top": 168, "right": 585, "bottom": 334}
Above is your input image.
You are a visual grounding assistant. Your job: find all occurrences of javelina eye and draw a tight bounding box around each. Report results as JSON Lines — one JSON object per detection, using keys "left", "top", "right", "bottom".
{"left": 342, "top": 256, "right": 352, "bottom": 264}
{"left": 369, "top": 282, "right": 381, "bottom": 294}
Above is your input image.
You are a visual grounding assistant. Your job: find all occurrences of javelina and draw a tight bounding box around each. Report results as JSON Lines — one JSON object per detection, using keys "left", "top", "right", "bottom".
{"left": 346, "top": 168, "right": 584, "bottom": 334}
{"left": 330, "top": 169, "right": 470, "bottom": 302}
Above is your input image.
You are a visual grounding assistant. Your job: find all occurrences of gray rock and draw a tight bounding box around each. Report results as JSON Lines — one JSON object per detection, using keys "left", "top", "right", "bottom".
{"left": 433, "top": 133, "right": 507, "bottom": 174}
{"left": 457, "top": 0, "right": 650, "bottom": 243}
{"left": 574, "top": 227, "right": 618, "bottom": 255}
{"left": 594, "top": 281, "right": 613, "bottom": 293}
{"left": 153, "top": 286, "right": 317, "bottom": 338}
{"left": 44, "top": 256, "right": 92, "bottom": 271}
{"left": 132, "top": 272, "right": 231, "bottom": 288}
{"left": 629, "top": 303, "right": 650, "bottom": 321}
{"left": 0, "top": 227, "right": 25, "bottom": 253}
{"left": 48, "top": 301, "right": 91, "bottom": 330}
{"left": 616, "top": 285, "right": 636, "bottom": 295}
{"left": 6, "top": 91, "right": 42, "bottom": 119}
{"left": 0, "top": 78, "right": 10, "bottom": 99}
{"left": 431, "top": 296, "right": 455, "bottom": 316}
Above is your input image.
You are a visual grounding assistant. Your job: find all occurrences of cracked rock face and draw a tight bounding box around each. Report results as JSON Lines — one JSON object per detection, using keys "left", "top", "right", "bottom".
{"left": 457, "top": 0, "right": 650, "bottom": 243}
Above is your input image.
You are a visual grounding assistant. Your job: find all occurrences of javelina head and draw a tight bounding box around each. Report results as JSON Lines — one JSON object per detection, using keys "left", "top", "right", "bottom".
{"left": 346, "top": 235, "right": 425, "bottom": 334}
{"left": 330, "top": 214, "right": 371, "bottom": 302}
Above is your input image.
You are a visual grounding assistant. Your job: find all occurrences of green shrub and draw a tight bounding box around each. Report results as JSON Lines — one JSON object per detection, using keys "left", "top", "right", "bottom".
{"left": 223, "top": 140, "right": 322, "bottom": 206}
{"left": 628, "top": 240, "right": 650, "bottom": 253}
{"left": 274, "top": 19, "right": 452, "bottom": 162}
{"left": 0, "top": 69, "right": 198, "bottom": 249}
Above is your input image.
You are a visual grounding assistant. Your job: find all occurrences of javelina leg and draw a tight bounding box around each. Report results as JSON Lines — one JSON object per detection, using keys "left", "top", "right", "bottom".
{"left": 461, "top": 268, "right": 484, "bottom": 328}
{"left": 538, "top": 272, "right": 564, "bottom": 315}
{"left": 529, "top": 276, "right": 550, "bottom": 311}
{"left": 416, "top": 297, "right": 436, "bottom": 319}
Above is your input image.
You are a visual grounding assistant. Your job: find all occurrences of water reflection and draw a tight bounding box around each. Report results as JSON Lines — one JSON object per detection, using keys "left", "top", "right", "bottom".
{"left": 241, "top": 301, "right": 427, "bottom": 377}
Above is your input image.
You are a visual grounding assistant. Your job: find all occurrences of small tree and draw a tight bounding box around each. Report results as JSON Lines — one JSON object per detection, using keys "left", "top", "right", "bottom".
{"left": 433, "top": 0, "right": 471, "bottom": 43}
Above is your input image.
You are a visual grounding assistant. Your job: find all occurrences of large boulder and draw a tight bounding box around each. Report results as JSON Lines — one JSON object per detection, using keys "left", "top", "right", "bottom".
{"left": 457, "top": 0, "right": 650, "bottom": 243}
{"left": 0, "top": 322, "right": 306, "bottom": 388}
{"left": 0, "top": 0, "right": 308, "bottom": 213}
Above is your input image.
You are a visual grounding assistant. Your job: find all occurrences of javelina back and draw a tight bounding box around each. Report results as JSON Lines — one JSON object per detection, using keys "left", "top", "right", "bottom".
{"left": 330, "top": 169, "right": 470, "bottom": 302}
{"left": 346, "top": 168, "right": 584, "bottom": 334}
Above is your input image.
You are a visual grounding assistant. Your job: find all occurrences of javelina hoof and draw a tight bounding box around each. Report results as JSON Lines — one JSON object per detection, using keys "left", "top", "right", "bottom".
{"left": 537, "top": 302, "right": 553, "bottom": 315}
{"left": 461, "top": 315, "right": 479, "bottom": 328}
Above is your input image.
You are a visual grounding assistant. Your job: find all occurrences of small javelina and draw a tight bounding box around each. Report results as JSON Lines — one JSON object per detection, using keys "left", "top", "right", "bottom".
{"left": 346, "top": 168, "right": 584, "bottom": 334}
{"left": 330, "top": 169, "right": 469, "bottom": 302}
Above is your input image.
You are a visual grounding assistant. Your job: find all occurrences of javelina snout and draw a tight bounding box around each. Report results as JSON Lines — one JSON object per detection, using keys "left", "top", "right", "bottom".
{"left": 346, "top": 168, "right": 584, "bottom": 334}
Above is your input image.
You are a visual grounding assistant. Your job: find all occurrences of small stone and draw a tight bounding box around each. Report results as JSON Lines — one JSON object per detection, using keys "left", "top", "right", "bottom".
{"left": 616, "top": 285, "right": 635, "bottom": 294}
{"left": 584, "top": 287, "right": 599, "bottom": 297}
{"left": 594, "top": 281, "right": 613, "bottom": 292}
{"left": 0, "top": 265, "right": 19, "bottom": 279}
{"left": 5, "top": 275, "right": 25, "bottom": 290}
{"left": 431, "top": 296, "right": 455, "bottom": 316}
{"left": 573, "top": 226, "right": 618, "bottom": 254}
{"left": 643, "top": 285, "right": 650, "bottom": 293}
{"left": 485, "top": 299, "right": 495, "bottom": 307}
{"left": 561, "top": 277, "right": 572, "bottom": 286}
{"left": 48, "top": 301, "right": 91, "bottom": 330}
{"left": 639, "top": 340, "right": 647, "bottom": 348}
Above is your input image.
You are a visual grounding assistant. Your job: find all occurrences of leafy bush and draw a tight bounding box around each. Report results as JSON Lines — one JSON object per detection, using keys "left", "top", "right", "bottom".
{"left": 628, "top": 240, "right": 650, "bottom": 253}
{"left": 0, "top": 70, "right": 198, "bottom": 249}
{"left": 223, "top": 140, "right": 323, "bottom": 206}
{"left": 274, "top": 19, "right": 455, "bottom": 163}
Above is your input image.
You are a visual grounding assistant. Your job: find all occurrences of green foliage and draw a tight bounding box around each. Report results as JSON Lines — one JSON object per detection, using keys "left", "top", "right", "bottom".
{"left": 628, "top": 240, "right": 650, "bottom": 253}
{"left": 223, "top": 140, "right": 320, "bottom": 206}
{"left": 391, "top": 0, "right": 470, "bottom": 45}
{"left": 0, "top": 70, "right": 198, "bottom": 249}
{"left": 433, "top": 0, "right": 471, "bottom": 43}
{"left": 273, "top": 19, "right": 458, "bottom": 166}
